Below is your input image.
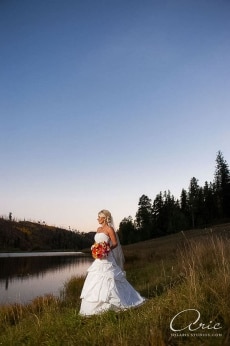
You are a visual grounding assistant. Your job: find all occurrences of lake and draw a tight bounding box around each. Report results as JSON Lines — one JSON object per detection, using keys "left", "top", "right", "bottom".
{"left": 0, "top": 252, "right": 93, "bottom": 305}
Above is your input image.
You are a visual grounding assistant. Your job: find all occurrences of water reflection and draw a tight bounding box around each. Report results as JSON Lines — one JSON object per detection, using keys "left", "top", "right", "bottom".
{"left": 0, "top": 252, "right": 93, "bottom": 305}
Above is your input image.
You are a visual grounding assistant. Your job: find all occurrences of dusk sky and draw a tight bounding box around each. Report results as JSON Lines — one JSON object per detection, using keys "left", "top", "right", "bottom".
{"left": 1, "top": 0, "right": 230, "bottom": 232}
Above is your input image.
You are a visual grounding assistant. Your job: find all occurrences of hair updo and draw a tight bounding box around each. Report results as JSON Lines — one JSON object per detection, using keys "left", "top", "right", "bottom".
{"left": 98, "top": 209, "right": 112, "bottom": 224}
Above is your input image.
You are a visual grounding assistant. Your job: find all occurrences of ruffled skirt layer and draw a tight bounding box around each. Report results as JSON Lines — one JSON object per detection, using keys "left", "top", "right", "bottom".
{"left": 79, "top": 255, "right": 145, "bottom": 316}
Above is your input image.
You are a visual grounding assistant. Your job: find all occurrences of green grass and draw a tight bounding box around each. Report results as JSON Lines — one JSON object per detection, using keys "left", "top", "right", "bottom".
{"left": 0, "top": 224, "right": 230, "bottom": 345}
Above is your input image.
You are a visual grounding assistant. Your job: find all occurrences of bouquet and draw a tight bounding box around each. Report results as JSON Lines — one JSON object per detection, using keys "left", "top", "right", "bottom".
{"left": 91, "top": 241, "right": 111, "bottom": 259}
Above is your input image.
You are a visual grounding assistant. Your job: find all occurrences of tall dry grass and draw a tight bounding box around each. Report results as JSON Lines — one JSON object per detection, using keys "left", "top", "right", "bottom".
{"left": 0, "top": 227, "right": 230, "bottom": 345}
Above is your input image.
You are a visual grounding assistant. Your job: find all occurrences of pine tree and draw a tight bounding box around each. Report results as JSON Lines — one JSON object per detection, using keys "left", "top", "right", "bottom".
{"left": 135, "top": 194, "right": 152, "bottom": 240}
{"left": 152, "top": 192, "right": 164, "bottom": 236}
{"left": 214, "top": 151, "right": 230, "bottom": 218}
{"left": 188, "top": 177, "right": 200, "bottom": 228}
{"left": 203, "top": 181, "right": 216, "bottom": 224}
{"left": 118, "top": 216, "right": 136, "bottom": 244}
{"left": 180, "top": 188, "right": 189, "bottom": 222}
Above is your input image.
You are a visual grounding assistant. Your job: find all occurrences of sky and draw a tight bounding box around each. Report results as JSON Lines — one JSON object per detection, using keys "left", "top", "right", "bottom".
{"left": 1, "top": 0, "right": 230, "bottom": 232}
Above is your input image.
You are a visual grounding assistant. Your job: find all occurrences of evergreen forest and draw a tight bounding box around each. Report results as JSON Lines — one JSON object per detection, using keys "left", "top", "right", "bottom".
{"left": 118, "top": 150, "right": 230, "bottom": 244}
{"left": 1, "top": 150, "right": 230, "bottom": 251}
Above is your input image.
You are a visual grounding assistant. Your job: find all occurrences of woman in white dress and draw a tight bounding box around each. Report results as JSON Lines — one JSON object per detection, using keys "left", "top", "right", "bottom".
{"left": 79, "top": 209, "right": 145, "bottom": 316}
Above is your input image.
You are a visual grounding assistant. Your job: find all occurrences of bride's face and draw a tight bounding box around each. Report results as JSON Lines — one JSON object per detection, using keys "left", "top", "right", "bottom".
{"left": 97, "top": 214, "right": 106, "bottom": 225}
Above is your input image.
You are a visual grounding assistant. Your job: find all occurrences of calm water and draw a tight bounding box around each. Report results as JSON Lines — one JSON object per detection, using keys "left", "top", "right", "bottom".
{"left": 0, "top": 252, "right": 93, "bottom": 305}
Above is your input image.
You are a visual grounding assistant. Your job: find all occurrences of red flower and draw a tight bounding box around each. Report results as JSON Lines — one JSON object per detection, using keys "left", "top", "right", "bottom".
{"left": 91, "top": 241, "right": 111, "bottom": 259}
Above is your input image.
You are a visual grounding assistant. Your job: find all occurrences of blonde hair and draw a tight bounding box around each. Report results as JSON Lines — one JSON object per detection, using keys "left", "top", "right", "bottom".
{"left": 98, "top": 209, "right": 112, "bottom": 224}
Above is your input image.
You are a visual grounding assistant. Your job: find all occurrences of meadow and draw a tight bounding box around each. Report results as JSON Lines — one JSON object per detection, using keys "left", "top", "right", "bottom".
{"left": 0, "top": 224, "right": 230, "bottom": 346}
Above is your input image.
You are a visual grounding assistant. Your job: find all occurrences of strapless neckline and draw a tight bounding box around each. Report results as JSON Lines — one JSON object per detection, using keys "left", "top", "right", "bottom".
{"left": 94, "top": 233, "right": 110, "bottom": 242}
{"left": 96, "top": 232, "right": 109, "bottom": 236}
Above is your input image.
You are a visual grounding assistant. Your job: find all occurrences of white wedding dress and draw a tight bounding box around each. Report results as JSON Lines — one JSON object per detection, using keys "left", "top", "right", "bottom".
{"left": 79, "top": 233, "right": 145, "bottom": 316}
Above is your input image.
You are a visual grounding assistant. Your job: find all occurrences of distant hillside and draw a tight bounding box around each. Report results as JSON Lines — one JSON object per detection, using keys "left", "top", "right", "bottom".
{"left": 0, "top": 218, "right": 94, "bottom": 252}
{"left": 122, "top": 222, "right": 230, "bottom": 262}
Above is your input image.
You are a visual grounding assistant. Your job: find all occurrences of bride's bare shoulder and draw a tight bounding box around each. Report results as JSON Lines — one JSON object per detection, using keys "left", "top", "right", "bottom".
{"left": 107, "top": 225, "right": 115, "bottom": 236}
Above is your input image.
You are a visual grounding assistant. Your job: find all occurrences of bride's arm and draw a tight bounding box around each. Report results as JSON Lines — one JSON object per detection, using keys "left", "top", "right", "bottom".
{"left": 107, "top": 226, "right": 118, "bottom": 249}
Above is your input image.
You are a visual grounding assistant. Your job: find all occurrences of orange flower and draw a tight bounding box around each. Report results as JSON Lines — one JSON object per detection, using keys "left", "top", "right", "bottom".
{"left": 91, "top": 241, "right": 111, "bottom": 259}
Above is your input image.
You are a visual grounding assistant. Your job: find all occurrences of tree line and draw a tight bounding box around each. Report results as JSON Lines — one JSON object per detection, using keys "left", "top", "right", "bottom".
{"left": 0, "top": 219, "right": 94, "bottom": 251}
{"left": 118, "top": 151, "right": 230, "bottom": 244}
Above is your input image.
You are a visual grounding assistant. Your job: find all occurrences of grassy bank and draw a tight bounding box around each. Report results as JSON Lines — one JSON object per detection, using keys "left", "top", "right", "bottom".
{"left": 0, "top": 225, "right": 230, "bottom": 345}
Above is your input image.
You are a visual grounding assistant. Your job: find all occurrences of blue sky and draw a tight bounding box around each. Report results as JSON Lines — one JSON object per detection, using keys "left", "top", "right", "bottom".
{"left": 1, "top": 0, "right": 230, "bottom": 232}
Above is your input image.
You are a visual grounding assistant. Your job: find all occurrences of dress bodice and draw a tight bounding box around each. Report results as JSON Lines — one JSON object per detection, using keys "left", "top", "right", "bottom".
{"left": 94, "top": 232, "right": 110, "bottom": 243}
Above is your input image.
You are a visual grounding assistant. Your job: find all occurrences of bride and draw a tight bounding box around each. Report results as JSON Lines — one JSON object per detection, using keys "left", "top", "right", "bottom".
{"left": 79, "top": 209, "right": 145, "bottom": 316}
